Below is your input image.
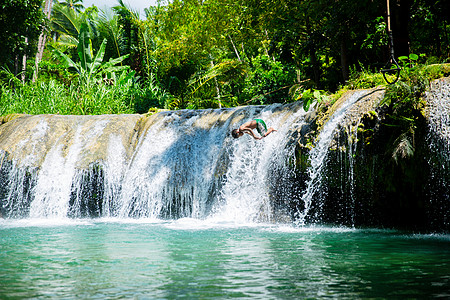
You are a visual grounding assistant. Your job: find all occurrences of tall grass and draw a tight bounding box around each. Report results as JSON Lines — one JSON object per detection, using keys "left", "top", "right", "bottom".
{"left": 0, "top": 79, "right": 139, "bottom": 116}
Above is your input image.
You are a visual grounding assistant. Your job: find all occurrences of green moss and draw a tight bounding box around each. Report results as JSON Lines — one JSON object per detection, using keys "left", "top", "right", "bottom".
{"left": 368, "top": 110, "right": 378, "bottom": 118}
{"left": 0, "top": 114, "right": 27, "bottom": 125}
{"left": 146, "top": 107, "right": 169, "bottom": 115}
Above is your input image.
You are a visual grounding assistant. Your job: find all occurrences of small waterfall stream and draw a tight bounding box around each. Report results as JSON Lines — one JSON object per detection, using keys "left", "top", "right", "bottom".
{"left": 296, "top": 91, "right": 367, "bottom": 225}
{"left": 426, "top": 78, "right": 450, "bottom": 165}
{"left": 425, "top": 77, "right": 450, "bottom": 227}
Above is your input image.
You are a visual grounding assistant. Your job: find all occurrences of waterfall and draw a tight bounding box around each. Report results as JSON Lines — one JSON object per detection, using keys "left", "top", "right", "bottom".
{"left": 212, "top": 104, "right": 306, "bottom": 223}
{"left": 115, "top": 104, "right": 307, "bottom": 221}
{"left": 29, "top": 126, "right": 84, "bottom": 218}
{"left": 0, "top": 104, "right": 307, "bottom": 221}
{"left": 295, "top": 90, "right": 370, "bottom": 225}
{"left": 425, "top": 77, "right": 450, "bottom": 227}
{"left": 116, "top": 109, "right": 235, "bottom": 219}
{"left": 426, "top": 78, "right": 450, "bottom": 163}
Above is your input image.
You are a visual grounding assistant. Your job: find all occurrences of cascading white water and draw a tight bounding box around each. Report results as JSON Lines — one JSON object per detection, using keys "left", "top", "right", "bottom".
{"left": 426, "top": 78, "right": 450, "bottom": 161}
{"left": 296, "top": 91, "right": 367, "bottom": 225}
{"left": 425, "top": 77, "right": 450, "bottom": 224}
{"left": 212, "top": 104, "right": 307, "bottom": 223}
{"left": 0, "top": 104, "right": 306, "bottom": 222}
{"left": 346, "top": 120, "right": 360, "bottom": 225}
{"left": 116, "top": 105, "right": 307, "bottom": 221}
{"left": 29, "top": 127, "right": 83, "bottom": 218}
{"left": 102, "top": 134, "right": 127, "bottom": 216}
{"left": 30, "top": 119, "right": 109, "bottom": 218}
{"left": 115, "top": 108, "right": 251, "bottom": 219}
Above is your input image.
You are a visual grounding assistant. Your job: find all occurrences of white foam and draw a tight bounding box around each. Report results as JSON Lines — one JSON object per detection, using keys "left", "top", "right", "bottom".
{"left": 0, "top": 218, "right": 94, "bottom": 228}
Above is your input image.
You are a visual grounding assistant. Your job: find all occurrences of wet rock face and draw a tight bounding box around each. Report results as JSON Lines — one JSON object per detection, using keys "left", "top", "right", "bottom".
{"left": 314, "top": 79, "right": 450, "bottom": 231}
{"left": 0, "top": 114, "right": 142, "bottom": 169}
{"left": 0, "top": 114, "right": 143, "bottom": 218}
{"left": 293, "top": 88, "right": 388, "bottom": 226}
{"left": 328, "top": 88, "right": 385, "bottom": 151}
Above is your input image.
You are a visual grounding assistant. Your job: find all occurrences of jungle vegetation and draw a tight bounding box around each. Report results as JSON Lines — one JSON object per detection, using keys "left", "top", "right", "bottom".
{"left": 0, "top": 0, "right": 449, "bottom": 115}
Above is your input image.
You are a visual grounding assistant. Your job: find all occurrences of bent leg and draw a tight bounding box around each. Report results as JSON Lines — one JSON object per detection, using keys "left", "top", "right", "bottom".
{"left": 263, "top": 127, "right": 277, "bottom": 137}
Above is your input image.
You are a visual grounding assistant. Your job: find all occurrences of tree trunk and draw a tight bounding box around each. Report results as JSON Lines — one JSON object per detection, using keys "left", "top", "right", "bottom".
{"left": 263, "top": 29, "right": 275, "bottom": 61}
{"left": 22, "top": 37, "right": 28, "bottom": 83}
{"left": 14, "top": 54, "right": 19, "bottom": 77}
{"left": 210, "top": 60, "right": 222, "bottom": 108}
{"left": 340, "top": 35, "right": 349, "bottom": 82}
{"left": 228, "top": 35, "right": 241, "bottom": 62}
{"left": 305, "top": 17, "right": 320, "bottom": 87}
{"left": 32, "top": 0, "right": 53, "bottom": 83}
{"left": 390, "top": 0, "right": 411, "bottom": 58}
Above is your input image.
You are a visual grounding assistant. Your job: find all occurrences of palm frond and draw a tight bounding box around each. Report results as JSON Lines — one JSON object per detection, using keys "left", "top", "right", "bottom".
{"left": 51, "top": 4, "right": 82, "bottom": 37}
{"left": 188, "top": 59, "right": 247, "bottom": 96}
{"left": 97, "top": 9, "right": 123, "bottom": 58}
{"left": 57, "top": 34, "right": 79, "bottom": 49}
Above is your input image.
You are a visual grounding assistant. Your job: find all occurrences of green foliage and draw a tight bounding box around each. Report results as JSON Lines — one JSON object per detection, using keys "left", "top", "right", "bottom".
{"left": 0, "top": 76, "right": 137, "bottom": 116}
{"left": 289, "top": 84, "right": 329, "bottom": 112}
{"left": 184, "top": 59, "right": 247, "bottom": 109}
{"left": 51, "top": 2, "right": 87, "bottom": 49}
{"left": 397, "top": 53, "right": 424, "bottom": 69}
{"left": 410, "top": 0, "right": 450, "bottom": 58}
{"left": 96, "top": 9, "right": 123, "bottom": 60}
{"left": 59, "top": 0, "right": 84, "bottom": 13}
{"left": 52, "top": 23, "right": 129, "bottom": 86}
{"left": 361, "top": 16, "right": 387, "bottom": 51}
{"left": 36, "top": 60, "right": 75, "bottom": 85}
{"left": 382, "top": 59, "right": 432, "bottom": 109}
{"left": 240, "top": 55, "right": 296, "bottom": 105}
{"left": 380, "top": 58, "right": 450, "bottom": 165}
{"left": 1, "top": 0, "right": 449, "bottom": 116}
{"left": 303, "top": 89, "right": 328, "bottom": 112}
{"left": 113, "top": 0, "right": 152, "bottom": 77}
{"left": 134, "top": 73, "right": 175, "bottom": 113}
{"left": 0, "top": 2, "right": 174, "bottom": 117}
{"left": 0, "top": 0, "right": 44, "bottom": 71}
{"left": 347, "top": 64, "right": 386, "bottom": 89}
{"left": 0, "top": 67, "right": 22, "bottom": 88}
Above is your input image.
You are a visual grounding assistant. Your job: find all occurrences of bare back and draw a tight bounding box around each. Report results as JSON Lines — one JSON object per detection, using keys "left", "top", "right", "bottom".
{"left": 238, "top": 120, "right": 257, "bottom": 131}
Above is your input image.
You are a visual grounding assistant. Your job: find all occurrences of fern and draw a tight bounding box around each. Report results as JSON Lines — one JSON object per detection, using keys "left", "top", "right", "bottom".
{"left": 392, "top": 130, "right": 415, "bottom": 164}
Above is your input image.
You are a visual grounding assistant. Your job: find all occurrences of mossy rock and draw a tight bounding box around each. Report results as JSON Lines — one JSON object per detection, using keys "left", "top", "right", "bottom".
{"left": 0, "top": 114, "right": 28, "bottom": 125}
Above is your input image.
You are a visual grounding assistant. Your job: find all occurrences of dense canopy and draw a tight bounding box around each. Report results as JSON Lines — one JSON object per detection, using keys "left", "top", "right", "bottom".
{"left": 0, "top": 0, "right": 448, "bottom": 114}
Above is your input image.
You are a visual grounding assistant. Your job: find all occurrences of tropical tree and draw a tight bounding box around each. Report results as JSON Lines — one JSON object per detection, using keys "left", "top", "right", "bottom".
{"left": 51, "top": 2, "right": 91, "bottom": 49}
{"left": 59, "top": 0, "right": 84, "bottom": 13}
{"left": 33, "top": 0, "right": 53, "bottom": 82}
{"left": 52, "top": 23, "right": 129, "bottom": 86}
{"left": 96, "top": 9, "right": 123, "bottom": 60}
{"left": 113, "top": 0, "right": 151, "bottom": 76}
{"left": 0, "top": 0, "right": 44, "bottom": 80}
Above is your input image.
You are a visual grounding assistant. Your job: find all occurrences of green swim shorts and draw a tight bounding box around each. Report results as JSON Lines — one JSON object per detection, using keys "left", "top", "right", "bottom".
{"left": 255, "top": 119, "right": 267, "bottom": 136}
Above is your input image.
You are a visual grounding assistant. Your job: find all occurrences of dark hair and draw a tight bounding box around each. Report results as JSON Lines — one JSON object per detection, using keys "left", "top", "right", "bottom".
{"left": 231, "top": 129, "right": 240, "bottom": 138}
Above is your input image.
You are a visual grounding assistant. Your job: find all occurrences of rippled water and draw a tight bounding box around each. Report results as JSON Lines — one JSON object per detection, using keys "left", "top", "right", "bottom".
{"left": 1, "top": 219, "right": 449, "bottom": 299}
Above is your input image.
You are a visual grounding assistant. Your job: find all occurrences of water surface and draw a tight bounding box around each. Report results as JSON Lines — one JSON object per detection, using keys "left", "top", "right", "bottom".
{"left": 1, "top": 219, "right": 449, "bottom": 299}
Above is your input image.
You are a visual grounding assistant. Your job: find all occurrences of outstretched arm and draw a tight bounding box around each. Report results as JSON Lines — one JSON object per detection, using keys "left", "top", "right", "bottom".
{"left": 241, "top": 129, "right": 262, "bottom": 140}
